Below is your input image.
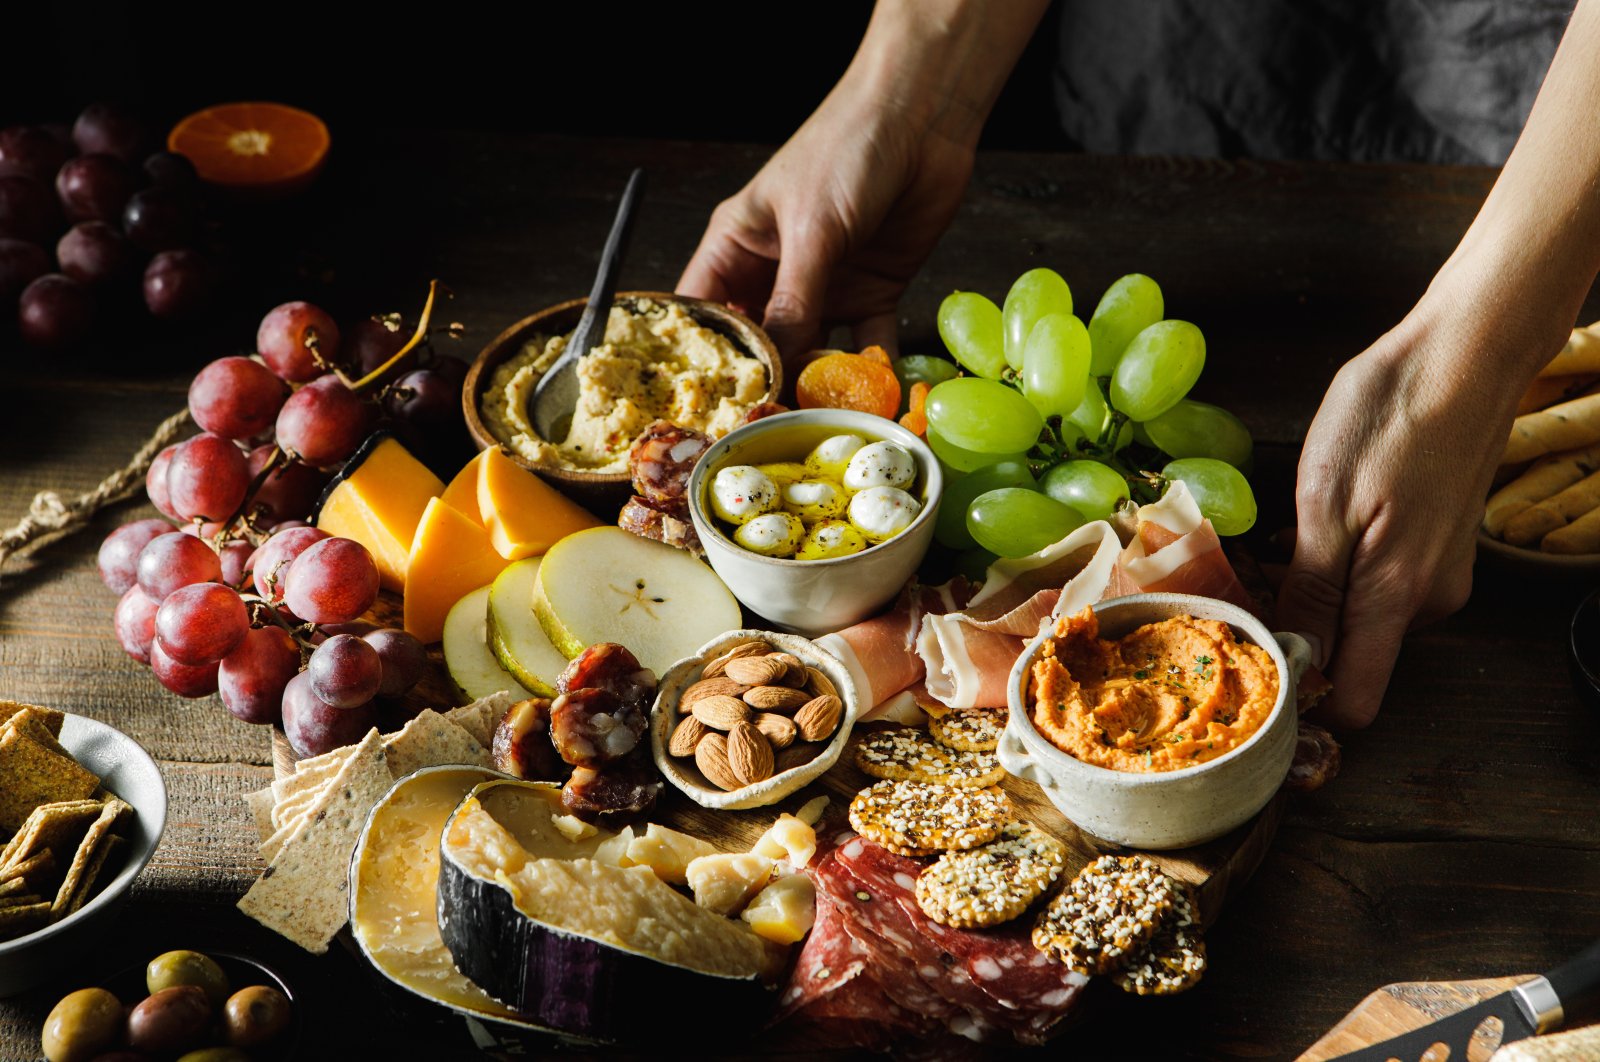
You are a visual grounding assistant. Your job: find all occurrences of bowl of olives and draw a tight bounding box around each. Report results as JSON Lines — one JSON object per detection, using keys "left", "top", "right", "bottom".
{"left": 42, "top": 949, "right": 297, "bottom": 1062}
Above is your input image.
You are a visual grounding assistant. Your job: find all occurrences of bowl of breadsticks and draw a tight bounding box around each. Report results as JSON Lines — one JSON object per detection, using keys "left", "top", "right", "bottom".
{"left": 1481, "top": 321, "right": 1600, "bottom": 573}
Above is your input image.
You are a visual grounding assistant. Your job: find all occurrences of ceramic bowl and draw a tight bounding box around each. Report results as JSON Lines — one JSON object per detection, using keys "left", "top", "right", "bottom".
{"left": 651, "top": 629, "right": 861, "bottom": 810}
{"left": 462, "top": 292, "right": 782, "bottom": 510}
{"left": 687, "top": 409, "right": 943, "bottom": 636}
{"left": 996, "top": 593, "right": 1311, "bottom": 850}
{"left": 0, "top": 714, "right": 167, "bottom": 996}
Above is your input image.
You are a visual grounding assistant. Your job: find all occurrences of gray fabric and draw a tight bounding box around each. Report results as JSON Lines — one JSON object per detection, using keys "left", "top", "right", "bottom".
{"left": 1054, "top": 0, "right": 1572, "bottom": 164}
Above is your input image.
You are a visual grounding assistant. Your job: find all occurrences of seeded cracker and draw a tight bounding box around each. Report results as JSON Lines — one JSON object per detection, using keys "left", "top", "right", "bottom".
{"left": 853, "top": 727, "right": 1006, "bottom": 788}
{"left": 0, "top": 730, "right": 101, "bottom": 832}
{"left": 1032, "top": 854, "right": 1178, "bottom": 976}
{"left": 927, "top": 707, "right": 1007, "bottom": 753}
{"left": 1111, "top": 882, "right": 1206, "bottom": 995}
{"left": 0, "top": 701, "right": 64, "bottom": 737}
{"left": 1, "top": 800, "right": 100, "bottom": 873}
{"left": 848, "top": 779, "right": 1011, "bottom": 853}
{"left": 916, "top": 821, "right": 1067, "bottom": 928}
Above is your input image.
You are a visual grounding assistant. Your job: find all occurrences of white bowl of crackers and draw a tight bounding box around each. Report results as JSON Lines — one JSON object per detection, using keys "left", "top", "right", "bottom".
{"left": 651, "top": 629, "right": 860, "bottom": 810}
{"left": 0, "top": 702, "right": 167, "bottom": 996}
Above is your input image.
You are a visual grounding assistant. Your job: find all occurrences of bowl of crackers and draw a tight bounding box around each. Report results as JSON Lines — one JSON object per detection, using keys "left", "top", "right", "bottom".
{"left": 0, "top": 702, "right": 166, "bottom": 996}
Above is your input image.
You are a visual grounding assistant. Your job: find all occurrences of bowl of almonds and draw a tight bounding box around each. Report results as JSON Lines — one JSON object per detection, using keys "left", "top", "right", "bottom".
{"left": 650, "top": 630, "right": 860, "bottom": 810}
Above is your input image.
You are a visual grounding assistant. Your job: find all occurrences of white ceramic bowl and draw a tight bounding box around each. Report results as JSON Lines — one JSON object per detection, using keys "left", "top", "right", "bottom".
{"left": 997, "top": 593, "right": 1311, "bottom": 850}
{"left": 687, "top": 410, "right": 943, "bottom": 636}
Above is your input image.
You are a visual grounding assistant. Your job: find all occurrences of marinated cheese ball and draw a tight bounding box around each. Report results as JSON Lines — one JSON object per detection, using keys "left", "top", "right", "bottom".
{"left": 843, "top": 441, "right": 916, "bottom": 491}
{"left": 734, "top": 512, "right": 807, "bottom": 557}
{"left": 795, "top": 519, "right": 869, "bottom": 561}
{"left": 710, "top": 465, "right": 778, "bottom": 525}
{"left": 780, "top": 478, "right": 848, "bottom": 524}
{"left": 804, "top": 434, "right": 867, "bottom": 482}
{"left": 848, "top": 486, "right": 921, "bottom": 543}
{"left": 755, "top": 461, "right": 810, "bottom": 490}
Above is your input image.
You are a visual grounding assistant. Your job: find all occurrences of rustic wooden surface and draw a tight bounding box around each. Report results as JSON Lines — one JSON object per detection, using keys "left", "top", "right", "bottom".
{"left": 3, "top": 132, "right": 1599, "bottom": 1060}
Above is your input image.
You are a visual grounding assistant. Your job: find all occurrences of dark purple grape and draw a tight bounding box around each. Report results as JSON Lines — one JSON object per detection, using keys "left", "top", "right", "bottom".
{"left": 0, "top": 126, "right": 70, "bottom": 183}
{"left": 146, "top": 442, "right": 181, "bottom": 519}
{"left": 98, "top": 517, "right": 175, "bottom": 593}
{"left": 165, "top": 432, "right": 250, "bottom": 521}
{"left": 155, "top": 582, "right": 248, "bottom": 665}
{"left": 188, "top": 357, "right": 289, "bottom": 439}
{"left": 143, "top": 248, "right": 214, "bottom": 320}
{"left": 275, "top": 376, "right": 373, "bottom": 466}
{"left": 122, "top": 186, "right": 196, "bottom": 252}
{"left": 136, "top": 530, "right": 222, "bottom": 600}
{"left": 57, "top": 221, "right": 132, "bottom": 286}
{"left": 249, "top": 525, "right": 328, "bottom": 605}
{"left": 364, "top": 627, "right": 429, "bottom": 696}
{"left": 0, "top": 238, "right": 50, "bottom": 304}
{"left": 72, "top": 103, "right": 145, "bottom": 162}
{"left": 0, "top": 175, "right": 60, "bottom": 244}
{"left": 258, "top": 301, "right": 340, "bottom": 382}
{"left": 55, "top": 154, "right": 131, "bottom": 224}
{"left": 281, "top": 538, "right": 379, "bottom": 624}
{"left": 245, "top": 445, "right": 327, "bottom": 525}
{"left": 113, "top": 585, "right": 160, "bottom": 664}
{"left": 382, "top": 369, "right": 457, "bottom": 430}
{"left": 345, "top": 316, "right": 408, "bottom": 376}
{"left": 282, "top": 671, "right": 377, "bottom": 756}
{"left": 308, "top": 634, "right": 382, "bottom": 708}
{"left": 142, "top": 151, "right": 198, "bottom": 190}
{"left": 18, "top": 273, "right": 93, "bottom": 348}
{"left": 150, "top": 638, "right": 220, "bottom": 698}
{"left": 219, "top": 626, "right": 300, "bottom": 725}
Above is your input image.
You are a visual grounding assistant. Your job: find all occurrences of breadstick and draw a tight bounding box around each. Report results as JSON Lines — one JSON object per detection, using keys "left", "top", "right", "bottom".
{"left": 1541, "top": 502, "right": 1600, "bottom": 553}
{"left": 1483, "top": 444, "right": 1600, "bottom": 537}
{"left": 1503, "top": 391, "right": 1600, "bottom": 465}
{"left": 1503, "top": 469, "right": 1600, "bottom": 545}
{"left": 1536, "top": 323, "right": 1600, "bottom": 378}
{"left": 1517, "top": 373, "right": 1599, "bottom": 416}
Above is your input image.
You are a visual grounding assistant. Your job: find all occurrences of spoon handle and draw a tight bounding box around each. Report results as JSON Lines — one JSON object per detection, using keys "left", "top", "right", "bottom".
{"left": 566, "top": 167, "right": 646, "bottom": 360}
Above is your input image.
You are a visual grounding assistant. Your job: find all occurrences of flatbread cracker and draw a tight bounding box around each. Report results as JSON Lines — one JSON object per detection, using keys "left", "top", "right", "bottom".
{"left": 0, "top": 730, "right": 101, "bottom": 831}
{"left": 284, "top": 742, "right": 358, "bottom": 784}
{"left": 243, "top": 788, "right": 276, "bottom": 844}
{"left": 384, "top": 710, "right": 492, "bottom": 778}
{"left": 52, "top": 798, "right": 126, "bottom": 915}
{"left": 446, "top": 691, "right": 519, "bottom": 748}
{"left": 0, "top": 800, "right": 100, "bottom": 872}
{"left": 0, "top": 901, "right": 51, "bottom": 940}
{"left": 273, "top": 751, "right": 348, "bottom": 805}
{"left": 0, "top": 701, "right": 64, "bottom": 736}
{"left": 1, "top": 708, "right": 69, "bottom": 757}
{"left": 1, "top": 848, "right": 54, "bottom": 885}
{"left": 65, "top": 834, "right": 125, "bottom": 916}
{"left": 237, "top": 728, "right": 392, "bottom": 954}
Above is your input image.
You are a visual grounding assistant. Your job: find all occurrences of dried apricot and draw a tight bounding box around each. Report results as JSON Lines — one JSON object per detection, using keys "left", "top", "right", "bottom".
{"left": 899, "top": 381, "right": 930, "bottom": 437}
{"left": 859, "top": 345, "right": 893, "bottom": 368}
{"left": 796, "top": 353, "right": 901, "bottom": 420}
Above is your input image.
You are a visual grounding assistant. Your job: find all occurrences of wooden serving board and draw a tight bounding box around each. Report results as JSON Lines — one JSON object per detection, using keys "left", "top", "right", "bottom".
{"left": 1297, "top": 976, "right": 1532, "bottom": 1061}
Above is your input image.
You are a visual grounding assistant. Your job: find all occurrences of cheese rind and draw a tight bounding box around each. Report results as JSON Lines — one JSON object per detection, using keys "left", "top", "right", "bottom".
{"left": 403, "top": 497, "right": 511, "bottom": 644}
{"left": 477, "top": 446, "right": 601, "bottom": 560}
{"left": 315, "top": 436, "right": 444, "bottom": 592}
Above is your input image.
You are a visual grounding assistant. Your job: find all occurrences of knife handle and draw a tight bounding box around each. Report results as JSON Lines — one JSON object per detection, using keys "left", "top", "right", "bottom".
{"left": 1546, "top": 937, "right": 1600, "bottom": 1015}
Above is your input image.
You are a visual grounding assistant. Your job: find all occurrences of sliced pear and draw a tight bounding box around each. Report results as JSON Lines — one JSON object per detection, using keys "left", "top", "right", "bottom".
{"left": 487, "top": 557, "right": 567, "bottom": 697}
{"left": 442, "top": 585, "right": 533, "bottom": 703}
{"left": 531, "top": 526, "right": 742, "bottom": 676}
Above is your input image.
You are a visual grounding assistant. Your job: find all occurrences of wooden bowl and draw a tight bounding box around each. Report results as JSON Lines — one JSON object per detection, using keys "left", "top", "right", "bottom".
{"left": 462, "top": 292, "right": 782, "bottom": 512}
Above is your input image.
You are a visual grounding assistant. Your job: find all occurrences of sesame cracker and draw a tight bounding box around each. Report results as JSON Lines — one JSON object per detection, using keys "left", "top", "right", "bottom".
{"left": 848, "top": 779, "right": 1011, "bottom": 853}
{"left": 853, "top": 727, "right": 1006, "bottom": 788}
{"left": 927, "top": 707, "right": 1007, "bottom": 753}
{"left": 1031, "top": 854, "right": 1177, "bottom": 976}
{"left": 916, "top": 821, "right": 1067, "bottom": 928}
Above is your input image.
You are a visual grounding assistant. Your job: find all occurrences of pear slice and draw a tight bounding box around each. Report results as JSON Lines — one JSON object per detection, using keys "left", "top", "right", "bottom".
{"left": 487, "top": 558, "right": 567, "bottom": 697}
{"left": 531, "top": 527, "right": 742, "bottom": 677}
{"left": 442, "top": 585, "right": 533, "bottom": 703}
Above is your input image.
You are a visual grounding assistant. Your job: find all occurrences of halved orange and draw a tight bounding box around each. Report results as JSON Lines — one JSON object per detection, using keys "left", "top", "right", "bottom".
{"left": 167, "top": 102, "right": 330, "bottom": 196}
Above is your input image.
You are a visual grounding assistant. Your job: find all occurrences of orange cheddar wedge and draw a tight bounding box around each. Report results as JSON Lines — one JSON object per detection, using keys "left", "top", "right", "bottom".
{"left": 403, "top": 497, "right": 511, "bottom": 643}
{"left": 476, "top": 446, "right": 601, "bottom": 561}
{"left": 439, "top": 449, "right": 488, "bottom": 527}
{"left": 315, "top": 435, "right": 445, "bottom": 592}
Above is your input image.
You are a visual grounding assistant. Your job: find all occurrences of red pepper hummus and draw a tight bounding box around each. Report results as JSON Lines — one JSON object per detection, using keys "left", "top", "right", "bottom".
{"left": 1029, "top": 607, "right": 1278, "bottom": 772}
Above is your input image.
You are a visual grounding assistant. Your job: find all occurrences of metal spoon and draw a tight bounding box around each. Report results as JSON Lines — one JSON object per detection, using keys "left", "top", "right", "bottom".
{"left": 530, "top": 167, "right": 646, "bottom": 443}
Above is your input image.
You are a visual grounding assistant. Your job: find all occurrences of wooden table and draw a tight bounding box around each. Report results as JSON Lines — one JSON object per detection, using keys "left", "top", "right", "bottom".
{"left": 3, "top": 132, "right": 1598, "bottom": 1060}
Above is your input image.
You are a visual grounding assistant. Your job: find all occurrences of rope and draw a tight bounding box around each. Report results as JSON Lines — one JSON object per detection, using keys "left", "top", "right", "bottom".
{"left": 0, "top": 407, "right": 193, "bottom": 580}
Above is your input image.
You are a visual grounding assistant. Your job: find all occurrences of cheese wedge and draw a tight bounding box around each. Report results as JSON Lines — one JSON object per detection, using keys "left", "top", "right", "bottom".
{"left": 684, "top": 852, "right": 774, "bottom": 917}
{"left": 740, "top": 873, "right": 816, "bottom": 945}
{"left": 404, "top": 498, "right": 511, "bottom": 644}
{"left": 476, "top": 446, "right": 601, "bottom": 561}
{"left": 316, "top": 435, "right": 445, "bottom": 592}
{"left": 626, "top": 823, "right": 719, "bottom": 886}
{"left": 439, "top": 450, "right": 488, "bottom": 527}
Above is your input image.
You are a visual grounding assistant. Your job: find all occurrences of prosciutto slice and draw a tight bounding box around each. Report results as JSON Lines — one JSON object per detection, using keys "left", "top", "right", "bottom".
{"left": 816, "top": 580, "right": 973, "bottom": 714}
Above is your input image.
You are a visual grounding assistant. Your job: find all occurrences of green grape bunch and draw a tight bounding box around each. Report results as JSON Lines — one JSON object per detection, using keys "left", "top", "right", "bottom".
{"left": 928, "top": 268, "right": 1257, "bottom": 559}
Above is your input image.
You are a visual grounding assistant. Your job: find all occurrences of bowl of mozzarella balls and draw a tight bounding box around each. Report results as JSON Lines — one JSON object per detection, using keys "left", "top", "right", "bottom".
{"left": 687, "top": 409, "right": 943, "bottom": 635}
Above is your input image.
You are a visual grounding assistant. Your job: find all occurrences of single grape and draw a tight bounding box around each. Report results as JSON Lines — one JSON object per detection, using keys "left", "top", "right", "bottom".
{"left": 1162, "top": 457, "right": 1257, "bottom": 536}
{"left": 219, "top": 539, "right": 254, "bottom": 588}
{"left": 1067, "top": 382, "right": 1133, "bottom": 451}
{"left": 98, "top": 518, "right": 175, "bottom": 593}
{"left": 142, "top": 151, "right": 199, "bottom": 190}
{"left": 155, "top": 582, "right": 249, "bottom": 665}
{"left": 430, "top": 355, "right": 469, "bottom": 393}
{"left": 891, "top": 354, "right": 960, "bottom": 414}
{"left": 72, "top": 103, "right": 146, "bottom": 162}
{"left": 345, "top": 315, "right": 408, "bottom": 376}
{"left": 1002, "top": 267, "right": 1073, "bottom": 371}
{"left": 113, "top": 586, "right": 161, "bottom": 664}
{"left": 0, "top": 126, "right": 70, "bottom": 183}
{"left": 275, "top": 376, "right": 373, "bottom": 466}
{"left": 54, "top": 154, "right": 131, "bottom": 224}
{"left": 56, "top": 221, "right": 131, "bottom": 287}
{"left": 282, "top": 671, "right": 378, "bottom": 757}
{"left": 0, "top": 237, "right": 50, "bottom": 303}
{"left": 1020, "top": 313, "right": 1091, "bottom": 418}
{"left": 143, "top": 249, "right": 215, "bottom": 319}
{"left": 250, "top": 525, "right": 329, "bottom": 606}
{"left": 1110, "top": 320, "right": 1206, "bottom": 422}
{"left": 382, "top": 368, "right": 456, "bottom": 429}
{"left": 0, "top": 175, "right": 60, "bottom": 244}
{"left": 925, "top": 378, "right": 1044, "bottom": 455}
{"left": 180, "top": 520, "right": 227, "bottom": 540}
{"left": 1088, "top": 273, "right": 1164, "bottom": 376}
{"left": 937, "top": 291, "right": 1007, "bottom": 379}
{"left": 258, "top": 301, "right": 340, "bottom": 382}
{"left": 165, "top": 433, "right": 250, "bottom": 522}
{"left": 1040, "top": 460, "right": 1130, "bottom": 523}
{"left": 18, "top": 273, "right": 93, "bottom": 348}
{"left": 953, "top": 547, "right": 1000, "bottom": 584}
{"left": 363, "top": 628, "right": 428, "bottom": 696}
{"left": 967, "top": 488, "right": 1085, "bottom": 558}
{"left": 1143, "top": 399, "right": 1254, "bottom": 470}
{"left": 281, "top": 537, "right": 380, "bottom": 624}
{"left": 934, "top": 459, "right": 1036, "bottom": 550}
{"left": 245, "top": 445, "right": 327, "bottom": 526}
{"left": 136, "top": 531, "right": 222, "bottom": 600}
{"left": 218, "top": 626, "right": 299, "bottom": 725}
{"left": 926, "top": 426, "right": 1024, "bottom": 474}
{"left": 150, "top": 638, "right": 220, "bottom": 698}
{"left": 121, "top": 186, "right": 195, "bottom": 252}
{"left": 320, "top": 620, "right": 378, "bottom": 639}
{"left": 308, "top": 634, "right": 383, "bottom": 708}
{"left": 146, "top": 443, "right": 181, "bottom": 519}
{"left": 188, "top": 357, "right": 290, "bottom": 440}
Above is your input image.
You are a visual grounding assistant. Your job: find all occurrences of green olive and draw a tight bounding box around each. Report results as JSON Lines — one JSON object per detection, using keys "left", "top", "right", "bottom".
{"left": 41, "top": 987, "right": 123, "bottom": 1062}
{"left": 223, "top": 984, "right": 292, "bottom": 1048}
{"left": 127, "top": 985, "right": 211, "bottom": 1055}
{"left": 145, "top": 950, "right": 230, "bottom": 1007}
{"left": 176, "top": 1049, "right": 251, "bottom": 1062}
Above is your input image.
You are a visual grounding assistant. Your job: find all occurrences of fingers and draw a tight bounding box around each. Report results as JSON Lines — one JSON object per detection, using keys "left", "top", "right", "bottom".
{"left": 851, "top": 312, "right": 900, "bottom": 357}
{"left": 1312, "top": 603, "right": 1409, "bottom": 730}
{"left": 1275, "top": 528, "right": 1353, "bottom": 675}
{"left": 764, "top": 220, "right": 842, "bottom": 362}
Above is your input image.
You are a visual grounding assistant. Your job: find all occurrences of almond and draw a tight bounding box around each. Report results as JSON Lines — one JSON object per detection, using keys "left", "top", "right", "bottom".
{"left": 680, "top": 675, "right": 749, "bottom": 711}
{"left": 727, "top": 721, "right": 774, "bottom": 785}
{"left": 772, "top": 652, "right": 806, "bottom": 687}
{"left": 743, "top": 685, "right": 810, "bottom": 712}
{"left": 753, "top": 712, "right": 798, "bottom": 750}
{"left": 775, "top": 740, "right": 827, "bottom": 773}
{"left": 724, "top": 654, "right": 788, "bottom": 687}
{"left": 695, "top": 732, "right": 743, "bottom": 791}
{"left": 691, "top": 694, "right": 751, "bottom": 731}
{"left": 805, "top": 667, "right": 839, "bottom": 701}
{"left": 702, "top": 641, "right": 769, "bottom": 678}
{"left": 794, "top": 694, "right": 843, "bottom": 742}
{"left": 669, "top": 715, "right": 710, "bottom": 758}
